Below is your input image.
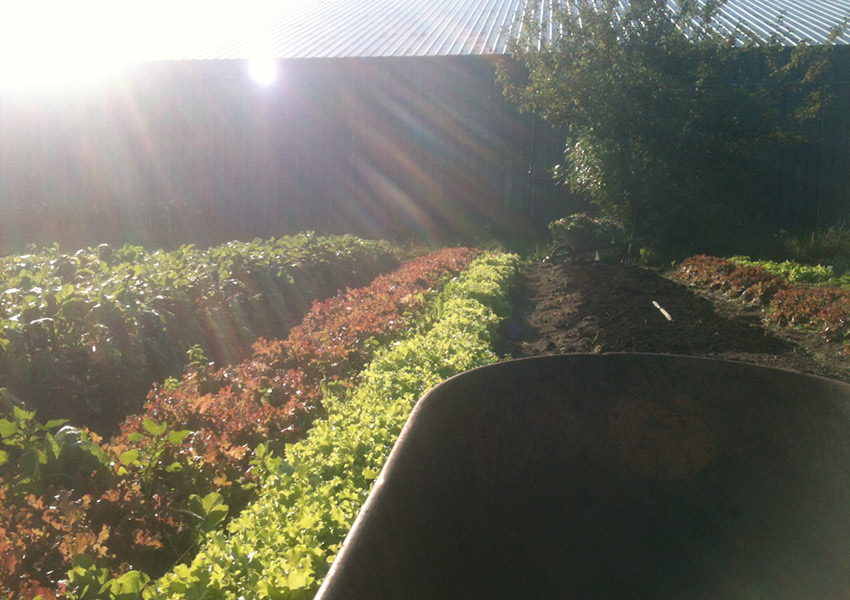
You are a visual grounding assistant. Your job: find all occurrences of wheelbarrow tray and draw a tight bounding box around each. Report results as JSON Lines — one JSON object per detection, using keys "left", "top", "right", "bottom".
{"left": 548, "top": 238, "right": 647, "bottom": 262}
{"left": 316, "top": 354, "right": 850, "bottom": 599}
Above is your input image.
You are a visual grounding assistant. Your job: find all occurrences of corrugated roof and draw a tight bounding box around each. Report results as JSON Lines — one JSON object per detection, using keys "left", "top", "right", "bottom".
{"left": 185, "top": 0, "right": 850, "bottom": 60}
{"left": 180, "top": 0, "right": 528, "bottom": 59}
{"left": 718, "top": 0, "right": 850, "bottom": 44}
{"left": 3, "top": 0, "right": 848, "bottom": 64}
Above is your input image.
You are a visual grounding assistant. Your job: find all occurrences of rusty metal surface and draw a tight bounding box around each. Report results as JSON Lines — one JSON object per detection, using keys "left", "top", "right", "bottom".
{"left": 316, "top": 353, "right": 850, "bottom": 599}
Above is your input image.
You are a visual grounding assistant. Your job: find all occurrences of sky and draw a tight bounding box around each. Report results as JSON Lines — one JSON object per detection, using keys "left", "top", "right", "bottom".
{"left": 0, "top": 1, "right": 284, "bottom": 88}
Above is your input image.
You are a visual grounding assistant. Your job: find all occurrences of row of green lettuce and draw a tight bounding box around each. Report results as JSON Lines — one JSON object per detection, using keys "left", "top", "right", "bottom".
{"left": 729, "top": 256, "right": 846, "bottom": 285}
{"left": 85, "top": 251, "right": 516, "bottom": 600}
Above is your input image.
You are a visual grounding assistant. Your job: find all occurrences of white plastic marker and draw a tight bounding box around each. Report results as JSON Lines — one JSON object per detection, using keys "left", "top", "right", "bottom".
{"left": 652, "top": 300, "right": 673, "bottom": 322}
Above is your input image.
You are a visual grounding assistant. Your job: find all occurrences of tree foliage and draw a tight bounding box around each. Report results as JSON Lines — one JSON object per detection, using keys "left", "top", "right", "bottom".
{"left": 498, "top": 0, "right": 840, "bottom": 250}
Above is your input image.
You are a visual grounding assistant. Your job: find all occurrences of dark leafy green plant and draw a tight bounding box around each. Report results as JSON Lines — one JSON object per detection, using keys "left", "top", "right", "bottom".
{"left": 64, "top": 556, "right": 150, "bottom": 600}
{"left": 0, "top": 403, "right": 109, "bottom": 497}
{"left": 0, "top": 234, "right": 398, "bottom": 433}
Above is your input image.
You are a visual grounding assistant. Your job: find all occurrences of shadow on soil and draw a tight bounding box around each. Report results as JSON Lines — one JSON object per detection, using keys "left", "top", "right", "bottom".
{"left": 499, "top": 261, "right": 843, "bottom": 380}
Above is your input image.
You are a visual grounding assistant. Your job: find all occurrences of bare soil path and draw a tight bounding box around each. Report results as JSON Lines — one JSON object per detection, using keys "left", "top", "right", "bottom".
{"left": 499, "top": 260, "right": 850, "bottom": 383}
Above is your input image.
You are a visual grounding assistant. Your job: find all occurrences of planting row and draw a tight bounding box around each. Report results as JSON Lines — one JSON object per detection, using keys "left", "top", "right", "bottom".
{"left": 0, "top": 247, "right": 480, "bottom": 600}
{"left": 728, "top": 256, "right": 840, "bottom": 285}
{"left": 676, "top": 255, "right": 850, "bottom": 349}
{"left": 149, "top": 251, "right": 520, "bottom": 599}
{"left": 0, "top": 234, "right": 398, "bottom": 433}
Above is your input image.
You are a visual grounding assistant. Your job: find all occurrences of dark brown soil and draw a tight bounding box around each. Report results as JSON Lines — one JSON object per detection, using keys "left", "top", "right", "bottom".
{"left": 499, "top": 260, "right": 850, "bottom": 383}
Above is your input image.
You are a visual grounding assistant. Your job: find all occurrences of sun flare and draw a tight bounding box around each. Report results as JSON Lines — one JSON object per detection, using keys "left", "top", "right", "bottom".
{"left": 0, "top": 0, "right": 283, "bottom": 90}
{"left": 0, "top": 2, "right": 126, "bottom": 89}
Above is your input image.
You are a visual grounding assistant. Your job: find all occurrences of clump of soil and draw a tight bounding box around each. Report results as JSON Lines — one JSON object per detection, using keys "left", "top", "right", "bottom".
{"left": 499, "top": 260, "right": 850, "bottom": 383}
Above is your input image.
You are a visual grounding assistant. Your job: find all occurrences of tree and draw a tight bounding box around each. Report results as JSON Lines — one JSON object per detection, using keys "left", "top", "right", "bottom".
{"left": 498, "top": 0, "right": 839, "bottom": 251}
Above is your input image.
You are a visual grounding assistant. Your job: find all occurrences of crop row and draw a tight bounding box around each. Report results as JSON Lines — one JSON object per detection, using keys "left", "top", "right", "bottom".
{"left": 0, "top": 234, "right": 398, "bottom": 433}
{"left": 676, "top": 255, "right": 850, "bottom": 349}
{"left": 728, "top": 256, "right": 840, "bottom": 285}
{"left": 148, "top": 251, "right": 519, "bottom": 599}
{"left": 0, "top": 248, "right": 480, "bottom": 599}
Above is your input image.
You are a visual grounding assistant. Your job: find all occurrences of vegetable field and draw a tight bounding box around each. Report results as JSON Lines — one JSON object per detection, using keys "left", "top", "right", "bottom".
{"left": 6, "top": 232, "right": 847, "bottom": 600}
{"left": 676, "top": 255, "right": 850, "bottom": 350}
{"left": 0, "top": 236, "right": 518, "bottom": 600}
{"left": 0, "top": 234, "right": 398, "bottom": 434}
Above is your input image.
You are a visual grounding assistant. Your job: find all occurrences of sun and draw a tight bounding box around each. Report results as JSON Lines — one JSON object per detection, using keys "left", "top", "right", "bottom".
{"left": 0, "top": 1, "right": 283, "bottom": 90}
{"left": 248, "top": 57, "right": 278, "bottom": 86}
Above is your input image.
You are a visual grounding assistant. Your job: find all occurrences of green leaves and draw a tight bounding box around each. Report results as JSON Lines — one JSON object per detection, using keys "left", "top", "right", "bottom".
{"left": 500, "top": 0, "right": 838, "bottom": 250}
{"left": 142, "top": 419, "right": 167, "bottom": 437}
{"left": 66, "top": 555, "right": 150, "bottom": 600}
{"left": 167, "top": 429, "right": 191, "bottom": 445}
{"left": 66, "top": 555, "right": 112, "bottom": 600}
{"left": 0, "top": 234, "right": 399, "bottom": 434}
{"left": 103, "top": 571, "right": 151, "bottom": 600}
{"left": 0, "top": 417, "right": 17, "bottom": 438}
{"left": 148, "top": 252, "right": 519, "bottom": 599}
{"left": 0, "top": 244, "right": 493, "bottom": 599}
{"left": 55, "top": 283, "right": 76, "bottom": 304}
{"left": 188, "top": 492, "right": 229, "bottom": 532}
{"left": 730, "top": 256, "right": 837, "bottom": 284}
{"left": 0, "top": 405, "right": 106, "bottom": 499}
{"left": 119, "top": 449, "right": 141, "bottom": 466}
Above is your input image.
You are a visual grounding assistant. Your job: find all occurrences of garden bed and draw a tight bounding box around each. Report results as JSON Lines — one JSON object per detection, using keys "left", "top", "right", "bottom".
{"left": 500, "top": 260, "right": 850, "bottom": 383}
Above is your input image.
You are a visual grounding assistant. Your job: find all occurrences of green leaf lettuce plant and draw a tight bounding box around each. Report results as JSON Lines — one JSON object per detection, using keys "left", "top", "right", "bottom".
{"left": 146, "top": 252, "right": 519, "bottom": 599}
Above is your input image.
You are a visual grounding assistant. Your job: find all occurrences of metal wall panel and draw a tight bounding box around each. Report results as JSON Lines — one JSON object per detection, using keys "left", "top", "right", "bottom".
{"left": 0, "top": 57, "right": 572, "bottom": 250}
